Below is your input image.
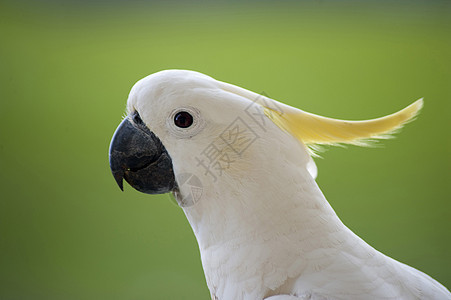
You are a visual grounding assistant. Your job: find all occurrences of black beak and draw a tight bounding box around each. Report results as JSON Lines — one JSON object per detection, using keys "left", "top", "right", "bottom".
{"left": 109, "top": 116, "right": 176, "bottom": 194}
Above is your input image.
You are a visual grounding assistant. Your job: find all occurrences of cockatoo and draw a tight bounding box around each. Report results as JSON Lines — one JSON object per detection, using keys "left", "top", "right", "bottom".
{"left": 109, "top": 70, "right": 450, "bottom": 300}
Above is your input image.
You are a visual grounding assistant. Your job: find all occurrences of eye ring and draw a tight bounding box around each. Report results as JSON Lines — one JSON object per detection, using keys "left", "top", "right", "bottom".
{"left": 174, "top": 111, "right": 193, "bottom": 128}
{"left": 167, "top": 106, "right": 204, "bottom": 138}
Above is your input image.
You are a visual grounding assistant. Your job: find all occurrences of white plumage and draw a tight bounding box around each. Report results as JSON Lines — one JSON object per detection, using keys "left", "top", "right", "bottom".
{"left": 123, "top": 70, "right": 450, "bottom": 300}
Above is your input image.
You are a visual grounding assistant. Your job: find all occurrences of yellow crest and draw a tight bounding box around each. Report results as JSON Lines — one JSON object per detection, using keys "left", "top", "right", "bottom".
{"left": 217, "top": 79, "right": 422, "bottom": 154}
{"left": 263, "top": 99, "right": 423, "bottom": 153}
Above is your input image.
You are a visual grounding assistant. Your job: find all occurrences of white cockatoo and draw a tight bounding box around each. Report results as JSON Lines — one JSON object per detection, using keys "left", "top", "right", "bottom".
{"left": 109, "top": 70, "right": 450, "bottom": 300}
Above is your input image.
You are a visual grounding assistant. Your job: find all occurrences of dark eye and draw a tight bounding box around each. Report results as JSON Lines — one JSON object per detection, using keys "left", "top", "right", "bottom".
{"left": 174, "top": 111, "right": 193, "bottom": 128}
{"left": 132, "top": 111, "right": 144, "bottom": 126}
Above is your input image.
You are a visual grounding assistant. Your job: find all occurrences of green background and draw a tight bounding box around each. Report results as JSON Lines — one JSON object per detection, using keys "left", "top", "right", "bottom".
{"left": 1, "top": 1, "right": 450, "bottom": 299}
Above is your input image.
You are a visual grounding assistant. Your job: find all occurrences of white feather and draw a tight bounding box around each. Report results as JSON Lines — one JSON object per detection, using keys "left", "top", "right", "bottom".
{"left": 127, "top": 70, "right": 450, "bottom": 300}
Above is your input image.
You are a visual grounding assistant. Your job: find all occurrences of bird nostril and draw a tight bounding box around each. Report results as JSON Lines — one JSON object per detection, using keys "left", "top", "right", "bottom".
{"left": 132, "top": 111, "right": 144, "bottom": 126}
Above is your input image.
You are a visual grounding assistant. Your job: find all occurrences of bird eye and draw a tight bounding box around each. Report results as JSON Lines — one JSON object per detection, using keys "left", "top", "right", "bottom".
{"left": 132, "top": 111, "right": 144, "bottom": 126}
{"left": 174, "top": 111, "right": 193, "bottom": 128}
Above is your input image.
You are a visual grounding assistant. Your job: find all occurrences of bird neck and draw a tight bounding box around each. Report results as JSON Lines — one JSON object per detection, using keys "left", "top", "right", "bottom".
{"left": 180, "top": 163, "right": 362, "bottom": 299}
{"left": 182, "top": 166, "right": 344, "bottom": 252}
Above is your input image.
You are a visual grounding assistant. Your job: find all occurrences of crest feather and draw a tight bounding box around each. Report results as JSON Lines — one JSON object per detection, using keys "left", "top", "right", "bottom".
{"left": 216, "top": 79, "right": 422, "bottom": 154}
{"left": 263, "top": 99, "right": 423, "bottom": 150}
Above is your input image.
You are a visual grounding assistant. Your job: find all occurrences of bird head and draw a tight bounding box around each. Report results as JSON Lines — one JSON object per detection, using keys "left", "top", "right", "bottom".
{"left": 109, "top": 70, "right": 302, "bottom": 206}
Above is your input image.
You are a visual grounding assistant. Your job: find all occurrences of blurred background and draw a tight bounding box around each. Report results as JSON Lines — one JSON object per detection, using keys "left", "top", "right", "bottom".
{"left": 0, "top": 0, "right": 450, "bottom": 299}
